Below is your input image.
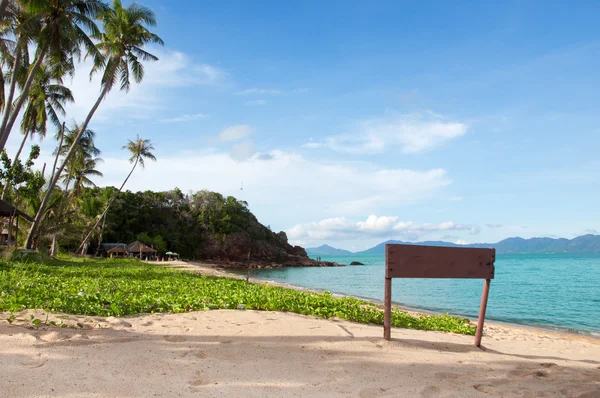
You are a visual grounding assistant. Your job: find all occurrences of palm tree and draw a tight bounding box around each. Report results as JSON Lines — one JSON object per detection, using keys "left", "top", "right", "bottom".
{"left": 48, "top": 124, "right": 101, "bottom": 256}
{"left": 0, "top": 0, "right": 104, "bottom": 151}
{"left": 26, "top": 0, "right": 163, "bottom": 249}
{"left": 78, "top": 135, "right": 155, "bottom": 253}
{"left": 1, "top": 62, "right": 74, "bottom": 199}
{"left": 62, "top": 149, "right": 103, "bottom": 197}
{"left": 55, "top": 123, "right": 100, "bottom": 197}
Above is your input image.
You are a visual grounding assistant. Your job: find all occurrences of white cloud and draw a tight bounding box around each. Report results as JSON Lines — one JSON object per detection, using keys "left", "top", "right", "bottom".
{"left": 236, "top": 88, "right": 282, "bottom": 95}
{"left": 357, "top": 215, "right": 398, "bottom": 231}
{"left": 245, "top": 99, "right": 267, "bottom": 106}
{"left": 213, "top": 125, "right": 254, "bottom": 142}
{"left": 159, "top": 113, "right": 209, "bottom": 123}
{"left": 230, "top": 140, "right": 256, "bottom": 161}
{"left": 92, "top": 150, "right": 452, "bottom": 231}
{"left": 287, "top": 215, "right": 480, "bottom": 242}
{"left": 485, "top": 223, "right": 503, "bottom": 228}
{"left": 62, "top": 49, "right": 228, "bottom": 124}
{"left": 193, "top": 64, "right": 229, "bottom": 85}
{"left": 301, "top": 141, "right": 322, "bottom": 149}
{"left": 305, "top": 111, "right": 467, "bottom": 154}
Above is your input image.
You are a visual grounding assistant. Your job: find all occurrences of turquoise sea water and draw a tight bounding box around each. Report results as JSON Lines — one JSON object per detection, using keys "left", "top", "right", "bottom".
{"left": 251, "top": 253, "right": 600, "bottom": 335}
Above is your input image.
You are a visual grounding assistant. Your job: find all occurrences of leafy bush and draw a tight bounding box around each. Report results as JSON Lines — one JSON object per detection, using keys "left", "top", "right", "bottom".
{"left": 0, "top": 257, "right": 476, "bottom": 335}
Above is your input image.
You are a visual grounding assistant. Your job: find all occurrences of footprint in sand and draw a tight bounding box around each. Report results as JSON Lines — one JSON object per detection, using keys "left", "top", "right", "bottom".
{"left": 358, "top": 387, "right": 388, "bottom": 398}
{"left": 219, "top": 340, "right": 232, "bottom": 344}
{"left": 194, "top": 352, "right": 208, "bottom": 359}
{"left": 141, "top": 321, "right": 153, "bottom": 327}
{"left": 540, "top": 362, "right": 558, "bottom": 368}
{"left": 189, "top": 378, "right": 210, "bottom": 387}
{"left": 39, "top": 331, "right": 62, "bottom": 343}
{"left": 420, "top": 385, "right": 441, "bottom": 397}
{"left": 21, "top": 352, "right": 47, "bottom": 369}
{"left": 435, "top": 372, "right": 461, "bottom": 380}
{"left": 473, "top": 384, "right": 495, "bottom": 394}
{"left": 163, "top": 335, "right": 186, "bottom": 343}
{"left": 578, "top": 388, "right": 600, "bottom": 398}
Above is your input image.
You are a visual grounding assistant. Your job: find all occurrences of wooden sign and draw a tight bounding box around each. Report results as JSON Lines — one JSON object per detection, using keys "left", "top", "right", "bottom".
{"left": 383, "top": 244, "right": 495, "bottom": 347}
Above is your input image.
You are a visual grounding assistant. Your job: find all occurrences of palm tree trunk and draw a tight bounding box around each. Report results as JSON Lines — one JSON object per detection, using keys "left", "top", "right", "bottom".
{"left": 78, "top": 156, "right": 139, "bottom": 254}
{"left": 25, "top": 84, "right": 110, "bottom": 250}
{"left": 50, "top": 234, "right": 58, "bottom": 257}
{"left": 96, "top": 213, "right": 107, "bottom": 255}
{"left": 0, "top": 131, "right": 29, "bottom": 200}
{"left": 0, "top": 46, "right": 48, "bottom": 152}
{"left": 50, "top": 122, "right": 66, "bottom": 182}
{"left": 63, "top": 172, "right": 72, "bottom": 199}
{"left": 0, "top": 36, "right": 25, "bottom": 141}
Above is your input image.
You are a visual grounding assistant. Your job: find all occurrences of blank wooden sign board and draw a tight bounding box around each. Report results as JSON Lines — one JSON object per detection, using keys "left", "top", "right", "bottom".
{"left": 383, "top": 244, "right": 496, "bottom": 347}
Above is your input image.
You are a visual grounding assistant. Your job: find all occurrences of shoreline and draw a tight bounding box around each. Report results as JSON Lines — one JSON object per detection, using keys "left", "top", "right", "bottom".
{"left": 167, "top": 259, "right": 600, "bottom": 342}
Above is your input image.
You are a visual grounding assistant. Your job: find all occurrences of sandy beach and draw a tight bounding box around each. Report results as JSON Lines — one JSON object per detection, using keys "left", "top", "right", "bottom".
{"left": 1, "top": 260, "right": 599, "bottom": 397}
{"left": 0, "top": 308, "right": 599, "bottom": 397}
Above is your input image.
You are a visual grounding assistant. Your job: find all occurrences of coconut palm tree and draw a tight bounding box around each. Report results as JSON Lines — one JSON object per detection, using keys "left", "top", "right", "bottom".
{"left": 78, "top": 135, "right": 155, "bottom": 253}
{"left": 27, "top": 0, "right": 163, "bottom": 249}
{"left": 47, "top": 124, "right": 101, "bottom": 255}
{"left": 56, "top": 123, "right": 100, "bottom": 197}
{"left": 0, "top": 62, "right": 74, "bottom": 200}
{"left": 0, "top": 0, "right": 104, "bottom": 151}
{"left": 62, "top": 149, "right": 103, "bottom": 198}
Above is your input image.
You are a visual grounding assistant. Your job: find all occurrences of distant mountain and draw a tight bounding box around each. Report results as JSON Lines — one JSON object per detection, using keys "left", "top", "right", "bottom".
{"left": 339, "top": 234, "right": 600, "bottom": 256}
{"left": 306, "top": 244, "right": 353, "bottom": 256}
{"left": 356, "top": 239, "right": 465, "bottom": 255}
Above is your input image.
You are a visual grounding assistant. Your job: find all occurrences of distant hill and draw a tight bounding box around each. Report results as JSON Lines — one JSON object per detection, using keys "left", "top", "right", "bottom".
{"left": 356, "top": 240, "right": 464, "bottom": 255}
{"left": 325, "top": 234, "right": 600, "bottom": 256}
{"left": 306, "top": 244, "right": 354, "bottom": 256}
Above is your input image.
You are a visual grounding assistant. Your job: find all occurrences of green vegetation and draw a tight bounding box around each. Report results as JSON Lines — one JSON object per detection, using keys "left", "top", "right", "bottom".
{"left": 0, "top": 0, "right": 164, "bottom": 249}
{"left": 0, "top": 3, "right": 269, "bottom": 260}
{"left": 0, "top": 256, "right": 476, "bottom": 335}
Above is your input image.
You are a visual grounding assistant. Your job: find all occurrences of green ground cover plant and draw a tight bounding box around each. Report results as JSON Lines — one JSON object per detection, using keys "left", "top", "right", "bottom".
{"left": 0, "top": 256, "right": 476, "bottom": 335}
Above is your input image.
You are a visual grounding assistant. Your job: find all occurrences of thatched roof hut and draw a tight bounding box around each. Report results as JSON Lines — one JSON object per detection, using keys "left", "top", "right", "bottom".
{"left": 107, "top": 245, "right": 128, "bottom": 258}
{"left": 0, "top": 199, "right": 34, "bottom": 246}
{"left": 127, "top": 241, "right": 157, "bottom": 254}
{"left": 0, "top": 199, "right": 34, "bottom": 222}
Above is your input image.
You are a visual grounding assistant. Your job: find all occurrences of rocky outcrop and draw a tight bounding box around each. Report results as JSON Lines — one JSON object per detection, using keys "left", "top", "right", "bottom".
{"left": 196, "top": 230, "right": 343, "bottom": 269}
{"left": 350, "top": 261, "right": 364, "bottom": 265}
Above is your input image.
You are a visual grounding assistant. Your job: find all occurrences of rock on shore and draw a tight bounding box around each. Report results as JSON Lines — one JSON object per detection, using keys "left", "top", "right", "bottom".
{"left": 195, "top": 230, "right": 344, "bottom": 269}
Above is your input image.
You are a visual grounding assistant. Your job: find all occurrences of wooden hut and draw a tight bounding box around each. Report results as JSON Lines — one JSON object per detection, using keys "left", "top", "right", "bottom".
{"left": 98, "top": 243, "right": 128, "bottom": 258}
{"left": 107, "top": 245, "right": 128, "bottom": 258}
{"left": 0, "top": 199, "right": 34, "bottom": 246}
{"left": 127, "top": 240, "right": 157, "bottom": 260}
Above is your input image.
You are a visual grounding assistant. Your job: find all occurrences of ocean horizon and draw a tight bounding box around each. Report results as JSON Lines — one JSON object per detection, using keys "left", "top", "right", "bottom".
{"left": 251, "top": 252, "right": 600, "bottom": 336}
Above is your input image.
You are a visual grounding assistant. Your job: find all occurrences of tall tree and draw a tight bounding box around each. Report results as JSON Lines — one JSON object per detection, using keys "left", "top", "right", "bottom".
{"left": 1, "top": 62, "right": 74, "bottom": 199}
{"left": 56, "top": 123, "right": 100, "bottom": 192}
{"left": 62, "top": 146, "right": 103, "bottom": 197}
{"left": 26, "top": 0, "right": 163, "bottom": 249}
{"left": 78, "top": 135, "right": 155, "bottom": 253}
{"left": 50, "top": 124, "right": 101, "bottom": 255}
{"left": 0, "top": 0, "right": 104, "bottom": 151}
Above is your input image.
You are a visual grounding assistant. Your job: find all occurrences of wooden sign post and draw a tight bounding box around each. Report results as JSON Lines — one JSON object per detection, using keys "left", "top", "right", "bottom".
{"left": 383, "top": 244, "right": 495, "bottom": 347}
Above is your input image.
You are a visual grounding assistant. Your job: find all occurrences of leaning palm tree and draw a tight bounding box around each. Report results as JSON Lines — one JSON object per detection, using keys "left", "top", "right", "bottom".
{"left": 78, "top": 135, "right": 155, "bottom": 253}
{"left": 48, "top": 126, "right": 101, "bottom": 257}
{"left": 63, "top": 150, "right": 103, "bottom": 198}
{"left": 26, "top": 0, "right": 163, "bottom": 249}
{"left": 55, "top": 123, "right": 100, "bottom": 197}
{"left": 1, "top": 62, "right": 74, "bottom": 200}
{"left": 0, "top": 0, "right": 104, "bottom": 151}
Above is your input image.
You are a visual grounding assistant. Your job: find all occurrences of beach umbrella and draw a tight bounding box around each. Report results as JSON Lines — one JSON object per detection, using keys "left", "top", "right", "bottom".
{"left": 165, "top": 251, "right": 173, "bottom": 255}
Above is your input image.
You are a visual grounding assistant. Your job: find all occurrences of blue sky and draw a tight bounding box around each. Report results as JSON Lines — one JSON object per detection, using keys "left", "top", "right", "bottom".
{"left": 8, "top": 0, "right": 600, "bottom": 250}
